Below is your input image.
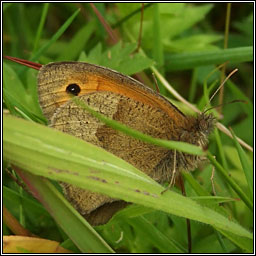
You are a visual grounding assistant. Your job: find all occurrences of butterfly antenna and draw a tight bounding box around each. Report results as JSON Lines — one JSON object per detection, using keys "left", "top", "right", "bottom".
{"left": 203, "top": 99, "right": 247, "bottom": 114}
{"left": 152, "top": 72, "right": 160, "bottom": 93}
{"left": 209, "top": 68, "right": 238, "bottom": 104}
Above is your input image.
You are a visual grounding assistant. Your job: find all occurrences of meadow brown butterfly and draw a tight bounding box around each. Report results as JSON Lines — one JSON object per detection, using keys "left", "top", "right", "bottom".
{"left": 5, "top": 58, "right": 216, "bottom": 225}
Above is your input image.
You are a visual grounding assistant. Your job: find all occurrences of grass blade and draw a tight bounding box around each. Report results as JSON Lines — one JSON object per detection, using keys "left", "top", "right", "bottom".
{"left": 15, "top": 168, "right": 114, "bottom": 253}
{"left": 207, "top": 152, "right": 253, "bottom": 211}
{"left": 3, "top": 114, "right": 253, "bottom": 242}
{"left": 30, "top": 8, "right": 80, "bottom": 61}
{"left": 229, "top": 129, "right": 253, "bottom": 199}
{"left": 165, "top": 46, "right": 253, "bottom": 70}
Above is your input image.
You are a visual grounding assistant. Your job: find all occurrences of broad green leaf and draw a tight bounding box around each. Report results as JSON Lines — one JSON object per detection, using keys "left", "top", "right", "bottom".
{"left": 80, "top": 42, "right": 154, "bottom": 75}
{"left": 165, "top": 34, "right": 222, "bottom": 52}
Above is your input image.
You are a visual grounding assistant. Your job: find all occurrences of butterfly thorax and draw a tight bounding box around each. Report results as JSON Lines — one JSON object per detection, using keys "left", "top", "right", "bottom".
{"left": 183, "top": 113, "right": 216, "bottom": 148}
{"left": 153, "top": 113, "right": 216, "bottom": 183}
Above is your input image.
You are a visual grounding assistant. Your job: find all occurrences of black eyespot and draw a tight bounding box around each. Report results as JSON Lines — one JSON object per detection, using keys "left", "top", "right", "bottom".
{"left": 66, "top": 83, "right": 81, "bottom": 96}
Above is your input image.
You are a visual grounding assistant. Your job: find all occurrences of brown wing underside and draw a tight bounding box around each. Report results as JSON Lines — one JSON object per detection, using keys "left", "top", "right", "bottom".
{"left": 38, "top": 62, "right": 187, "bottom": 125}
{"left": 51, "top": 91, "right": 181, "bottom": 225}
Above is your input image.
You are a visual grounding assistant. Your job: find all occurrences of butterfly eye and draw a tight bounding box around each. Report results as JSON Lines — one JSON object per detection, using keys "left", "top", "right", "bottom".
{"left": 66, "top": 83, "right": 81, "bottom": 96}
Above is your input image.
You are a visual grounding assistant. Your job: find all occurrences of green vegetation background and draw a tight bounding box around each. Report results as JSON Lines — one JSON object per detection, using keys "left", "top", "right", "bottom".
{"left": 3, "top": 3, "right": 253, "bottom": 253}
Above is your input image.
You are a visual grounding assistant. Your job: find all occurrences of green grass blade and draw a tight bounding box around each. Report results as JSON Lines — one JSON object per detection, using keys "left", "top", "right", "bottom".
{"left": 3, "top": 114, "right": 253, "bottom": 242}
{"left": 165, "top": 47, "right": 253, "bottom": 70}
{"left": 3, "top": 185, "right": 50, "bottom": 216}
{"left": 229, "top": 129, "right": 253, "bottom": 199}
{"left": 72, "top": 97, "right": 204, "bottom": 155}
{"left": 216, "top": 228, "right": 253, "bottom": 253}
{"left": 127, "top": 216, "right": 186, "bottom": 253}
{"left": 3, "top": 3, "right": 252, "bottom": 253}
{"left": 207, "top": 152, "right": 253, "bottom": 211}
{"left": 3, "top": 63, "right": 44, "bottom": 121}
{"left": 30, "top": 8, "right": 80, "bottom": 61}
{"left": 190, "top": 196, "right": 238, "bottom": 205}
{"left": 32, "top": 3, "right": 50, "bottom": 53}
{"left": 16, "top": 169, "right": 114, "bottom": 253}
{"left": 226, "top": 80, "right": 253, "bottom": 116}
{"left": 214, "top": 128, "right": 228, "bottom": 170}
{"left": 56, "top": 21, "right": 96, "bottom": 61}
{"left": 182, "top": 172, "right": 210, "bottom": 196}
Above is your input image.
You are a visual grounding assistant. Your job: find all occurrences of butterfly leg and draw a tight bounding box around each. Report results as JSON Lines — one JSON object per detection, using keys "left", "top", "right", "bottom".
{"left": 161, "top": 149, "right": 177, "bottom": 194}
{"left": 211, "top": 166, "right": 216, "bottom": 196}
